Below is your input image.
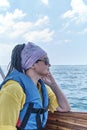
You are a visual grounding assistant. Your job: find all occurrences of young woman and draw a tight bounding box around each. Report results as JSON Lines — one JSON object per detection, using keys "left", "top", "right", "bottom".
{"left": 0, "top": 42, "right": 70, "bottom": 130}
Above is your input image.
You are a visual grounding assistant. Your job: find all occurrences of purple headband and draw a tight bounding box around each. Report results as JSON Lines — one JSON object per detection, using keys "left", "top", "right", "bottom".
{"left": 21, "top": 42, "right": 47, "bottom": 70}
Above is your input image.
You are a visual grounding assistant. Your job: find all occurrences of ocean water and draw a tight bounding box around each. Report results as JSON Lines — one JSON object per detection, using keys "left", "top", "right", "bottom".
{"left": 50, "top": 65, "right": 87, "bottom": 112}
{"left": 0, "top": 65, "right": 87, "bottom": 112}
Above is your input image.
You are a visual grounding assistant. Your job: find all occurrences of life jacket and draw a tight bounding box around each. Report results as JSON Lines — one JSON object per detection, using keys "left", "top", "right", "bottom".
{"left": 0, "top": 69, "right": 48, "bottom": 130}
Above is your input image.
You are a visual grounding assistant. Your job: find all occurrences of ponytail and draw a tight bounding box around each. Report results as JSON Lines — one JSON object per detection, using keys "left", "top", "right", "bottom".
{"left": 6, "top": 44, "right": 25, "bottom": 77}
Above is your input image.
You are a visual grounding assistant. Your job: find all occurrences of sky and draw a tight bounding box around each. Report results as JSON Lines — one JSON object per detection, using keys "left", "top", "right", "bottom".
{"left": 0, "top": 0, "right": 87, "bottom": 65}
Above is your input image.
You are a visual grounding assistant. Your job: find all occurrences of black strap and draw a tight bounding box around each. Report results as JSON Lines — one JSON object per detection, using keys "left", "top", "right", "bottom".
{"left": 32, "top": 106, "right": 48, "bottom": 130}
{"left": 16, "top": 127, "right": 23, "bottom": 130}
{"left": 31, "top": 106, "right": 48, "bottom": 114}
{"left": 17, "top": 103, "right": 48, "bottom": 130}
{"left": 36, "top": 109, "right": 43, "bottom": 130}
{"left": 20, "top": 103, "right": 34, "bottom": 128}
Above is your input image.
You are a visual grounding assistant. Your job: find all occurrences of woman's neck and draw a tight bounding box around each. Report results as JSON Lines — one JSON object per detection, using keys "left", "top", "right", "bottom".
{"left": 25, "top": 69, "right": 40, "bottom": 86}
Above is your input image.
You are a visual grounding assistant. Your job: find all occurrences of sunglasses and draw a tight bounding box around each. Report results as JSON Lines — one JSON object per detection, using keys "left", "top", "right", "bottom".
{"left": 36, "top": 57, "right": 50, "bottom": 65}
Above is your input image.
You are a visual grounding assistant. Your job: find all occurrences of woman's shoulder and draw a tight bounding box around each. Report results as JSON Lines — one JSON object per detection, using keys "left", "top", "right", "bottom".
{"left": 1, "top": 80, "right": 26, "bottom": 109}
{"left": 2, "top": 80, "right": 23, "bottom": 91}
{"left": 2, "top": 80, "right": 25, "bottom": 99}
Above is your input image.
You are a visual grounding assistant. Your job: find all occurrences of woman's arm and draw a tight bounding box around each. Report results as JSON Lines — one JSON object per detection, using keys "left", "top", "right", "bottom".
{"left": 0, "top": 80, "right": 25, "bottom": 130}
{"left": 42, "top": 72, "right": 71, "bottom": 112}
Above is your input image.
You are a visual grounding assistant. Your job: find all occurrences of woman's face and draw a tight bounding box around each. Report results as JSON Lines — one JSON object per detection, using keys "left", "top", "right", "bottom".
{"left": 34, "top": 56, "right": 51, "bottom": 76}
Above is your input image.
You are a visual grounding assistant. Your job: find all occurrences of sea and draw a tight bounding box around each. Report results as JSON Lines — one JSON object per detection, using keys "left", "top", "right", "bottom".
{"left": 0, "top": 65, "right": 87, "bottom": 112}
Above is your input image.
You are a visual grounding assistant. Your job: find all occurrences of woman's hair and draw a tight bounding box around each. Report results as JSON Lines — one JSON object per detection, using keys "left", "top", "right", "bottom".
{"left": 6, "top": 44, "right": 25, "bottom": 77}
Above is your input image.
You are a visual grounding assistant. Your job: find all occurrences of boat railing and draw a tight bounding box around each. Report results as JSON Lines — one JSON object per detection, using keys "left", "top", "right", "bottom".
{"left": 45, "top": 111, "right": 87, "bottom": 130}
{"left": 0, "top": 66, "right": 5, "bottom": 80}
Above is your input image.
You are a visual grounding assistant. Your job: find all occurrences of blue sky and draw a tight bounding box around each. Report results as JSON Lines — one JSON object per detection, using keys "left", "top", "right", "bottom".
{"left": 0, "top": 0, "right": 87, "bottom": 65}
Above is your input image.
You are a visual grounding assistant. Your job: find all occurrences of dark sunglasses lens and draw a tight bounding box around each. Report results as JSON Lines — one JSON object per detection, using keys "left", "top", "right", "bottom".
{"left": 44, "top": 58, "right": 50, "bottom": 65}
{"left": 35, "top": 57, "right": 50, "bottom": 65}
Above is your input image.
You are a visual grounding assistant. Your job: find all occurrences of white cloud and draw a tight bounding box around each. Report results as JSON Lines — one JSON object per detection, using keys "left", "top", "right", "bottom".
{"left": 35, "top": 16, "right": 49, "bottom": 27}
{"left": 62, "top": 0, "right": 87, "bottom": 24}
{"left": 0, "top": 0, "right": 10, "bottom": 8}
{"left": 9, "top": 9, "right": 27, "bottom": 19}
{"left": 0, "top": 9, "right": 26, "bottom": 34}
{"left": 10, "top": 16, "right": 51, "bottom": 42}
{"left": 24, "top": 28, "right": 54, "bottom": 43}
{"left": 64, "top": 39, "right": 71, "bottom": 43}
{"left": 0, "top": 8, "right": 54, "bottom": 44}
{"left": 40, "top": 0, "right": 49, "bottom": 5}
